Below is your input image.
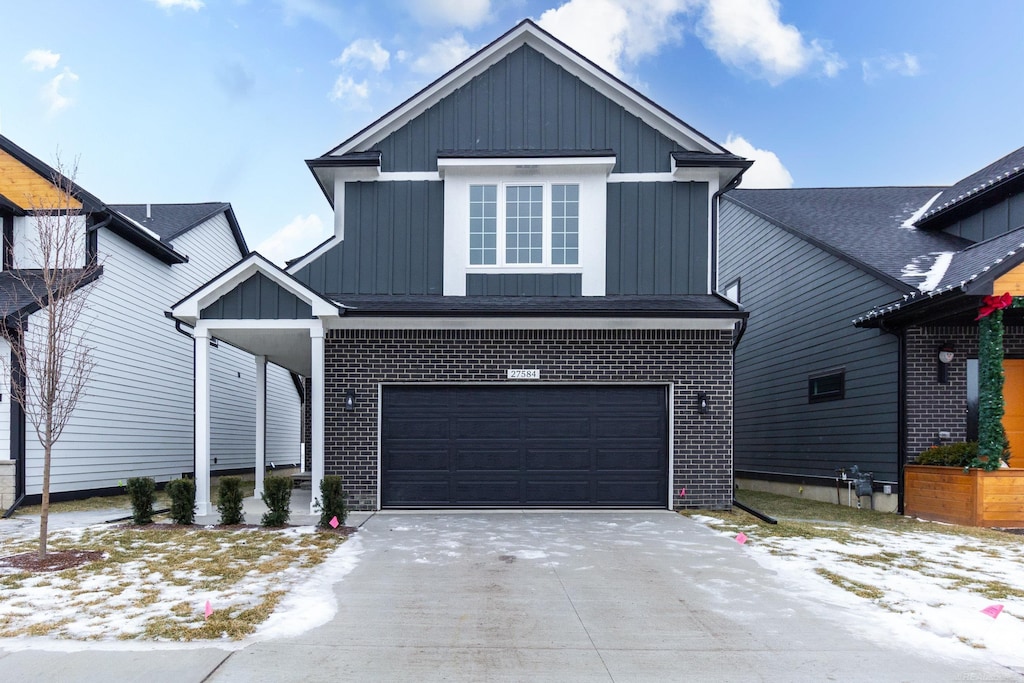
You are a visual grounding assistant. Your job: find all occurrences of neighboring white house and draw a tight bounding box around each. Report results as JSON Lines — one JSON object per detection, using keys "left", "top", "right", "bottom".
{"left": 0, "top": 134, "right": 300, "bottom": 509}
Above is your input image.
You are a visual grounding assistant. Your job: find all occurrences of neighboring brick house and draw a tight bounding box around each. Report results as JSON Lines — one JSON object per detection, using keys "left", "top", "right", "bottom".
{"left": 172, "top": 20, "right": 750, "bottom": 514}
{"left": 720, "top": 145, "right": 1024, "bottom": 511}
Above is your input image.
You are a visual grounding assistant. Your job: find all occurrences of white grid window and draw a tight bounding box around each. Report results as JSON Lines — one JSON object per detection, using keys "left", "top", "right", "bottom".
{"left": 468, "top": 183, "right": 581, "bottom": 267}
{"left": 469, "top": 184, "right": 497, "bottom": 265}
{"left": 551, "top": 184, "right": 579, "bottom": 265}
{"left": 505, "top": 185, "right": 543, "bottom": 264}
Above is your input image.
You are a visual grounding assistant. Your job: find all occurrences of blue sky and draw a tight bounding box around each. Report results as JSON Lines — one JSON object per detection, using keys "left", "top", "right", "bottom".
{"left": 2, "top": 0, "right": 1022, "bottom": 264}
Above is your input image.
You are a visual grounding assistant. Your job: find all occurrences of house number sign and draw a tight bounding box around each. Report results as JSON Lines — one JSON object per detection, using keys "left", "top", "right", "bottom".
{"left": 507, "top": 368, "right": 540, "bottom": 379}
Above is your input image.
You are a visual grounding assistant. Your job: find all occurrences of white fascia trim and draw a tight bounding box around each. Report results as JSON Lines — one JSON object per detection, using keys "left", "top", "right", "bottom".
{"left": 174, "top": 256, "right": 339, "bottom": 321}
{"left": 314, "top": 164, "right": 380, "bottom": 208}
{"left": 608, "top": 173, "right": 676, "bottom": 183}
{"left": 331, "top": 23, "right": 723, "bottom": 157}
{"left": 377, "top": 172, "right": 442, "bottom": 182}
{"left": 286, "top": 236, "right": 341, "bottom": 274}
{"left": 195, "top": 319, "right": 326, "bottom": 333}
{"left": 437, "top": 156, "right": 616, "bottom": 174}
{"left": 325, "top": 316, "right": 740, "bottom": 331}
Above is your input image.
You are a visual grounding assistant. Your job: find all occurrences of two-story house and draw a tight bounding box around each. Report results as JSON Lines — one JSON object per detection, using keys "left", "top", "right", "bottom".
{"left": 172, "top": 20, "right": 749, "bottom": 515}
{"left": 0, "top": 134, "right": 300, "bottom": 510}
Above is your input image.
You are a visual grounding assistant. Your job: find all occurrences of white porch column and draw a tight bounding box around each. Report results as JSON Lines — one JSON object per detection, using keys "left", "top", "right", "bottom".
{"left": 194, "top": 327, "right": 211, "bottom": 516}
{"left": 310, "top": 325, "right": 326, "bottom": 514}
{"left": 255, "top": 355, "right": 267, "bottom": 497}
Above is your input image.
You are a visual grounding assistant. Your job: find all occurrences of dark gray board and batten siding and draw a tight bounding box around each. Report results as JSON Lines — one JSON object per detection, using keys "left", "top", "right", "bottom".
{"left": 937, "top": 192, "right": 1024, "bottom": 242}
{"left": 375, "top": 44, "right": 679, "bottom": 174}
{"left": 718, "top": 199, "right": 905, "bottom": 482}
{"left": 201, "top": 272, "right": 312, "bottom": 320}
{"left": 466, "top": 273, "right": 581, "bottom": 296}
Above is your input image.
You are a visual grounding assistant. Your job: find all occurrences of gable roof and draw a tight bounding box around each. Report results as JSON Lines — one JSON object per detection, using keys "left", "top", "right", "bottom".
{"left": 917, "top": 145, "right": 1024, "bottom": 229}
{"left": 0, "top": 134, "right": 104, "bottom": 213}
{"left": 109, "top": 203, "right": 248, "bottom": 256}
{"left": 323, "top": 20, "right": 727, "bottom": 162}
{"left": 726, "top": 187, "right": 972, "bottom": 292}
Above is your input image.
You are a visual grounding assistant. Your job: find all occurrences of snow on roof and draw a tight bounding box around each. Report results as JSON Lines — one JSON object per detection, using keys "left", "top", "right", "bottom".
{"left": 113, "top": 210, "right": 161, "bottom": 241}
{"left": 901, "top": 251, "right": 955, "bottom": 292}
{"left": 900, "top": 191, "right": 942, "bottom": 229}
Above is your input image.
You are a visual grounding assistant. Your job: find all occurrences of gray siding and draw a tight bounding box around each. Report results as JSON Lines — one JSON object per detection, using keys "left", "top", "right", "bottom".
{"left": 940, "top": 192, "right": 1024, "bottom": 241}
{"left": 466, "top": 273, "right": 581, "bottom": 296}
{"left": 606, "top": 182, "right": 708, "bottom": 295}
{"left": 719, "top": 199, "right": 905, "bottom": 482}
{"left": 201, "top": 272, "right": 312, "bottom": 320}
{"left": 374, "top": 45, "right": 679, "bottom": 173}
{"left": 294, "top": 181, "right": 443, "bottom": 296}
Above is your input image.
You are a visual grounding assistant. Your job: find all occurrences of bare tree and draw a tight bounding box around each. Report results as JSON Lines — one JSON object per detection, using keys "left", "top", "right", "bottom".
{"left": 1, "top": 157, "right": 100, "bottom": 558}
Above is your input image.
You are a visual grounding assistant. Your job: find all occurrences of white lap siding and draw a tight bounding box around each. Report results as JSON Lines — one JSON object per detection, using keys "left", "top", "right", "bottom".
{"left": 21, "top": 213, "right": 301, "bottom": 495}
{"left": 266, "top": 363, "right": 300, "bottom": 467}
{"left": 0, "top": 338, "right": 10, "bottom": 462}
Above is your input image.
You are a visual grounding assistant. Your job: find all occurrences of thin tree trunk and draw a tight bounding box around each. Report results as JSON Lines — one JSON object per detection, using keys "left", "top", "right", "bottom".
{"left": 39, "top": 444, "right": 51, "bottom": 559}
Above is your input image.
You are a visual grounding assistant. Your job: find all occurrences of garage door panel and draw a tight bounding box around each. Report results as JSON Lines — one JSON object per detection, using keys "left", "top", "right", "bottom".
{"left": 386, "top": 449, "right": 450, "bottom": 471}
{"left": 525, "top": 448, "right": 591, "bottom": 470}
{"left": 453, "top": 417, "right": 520, "bottom": 439}
{"left": 525, "top": 416, "right": 590, "bottom": 438}
{"left": 382, "top": 385, "right": 667, "bottom": 507}
{"left": 455, "top": 448, "right": 520, "bottom": 470}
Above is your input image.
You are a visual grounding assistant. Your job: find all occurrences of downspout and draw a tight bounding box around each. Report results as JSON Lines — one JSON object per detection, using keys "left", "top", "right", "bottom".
{"left": 169, "top": 315, "right": 196, "bottom": 480}
{"left": 4, "top": 322, "right": 26, "bottom": 517}
{"left": 879, "top": 320, "right": 906, "bottom": 514}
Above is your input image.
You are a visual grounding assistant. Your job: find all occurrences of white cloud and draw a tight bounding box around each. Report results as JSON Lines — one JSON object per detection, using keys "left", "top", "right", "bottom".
{"left": 42, "top": 68, "right": 79, "bottom": 115}
{"left": 697, "top": 0, "right": 844, "bottom": 85}
{"left": 150, "top": 0, "right": 205, "bottom": 10}
{"left": 862, "top": 52, "right": 921, "bottom": 83}
{"left": 410, "top": 33, "right": 476, "bottom": 75}
{"left": 256, "top": 214, "right": 329, "bottom": 266}
{"left": 539, "top": 0, "right": 695, "bottom": 78}
{"left": 333, "top": 39, "right": 390, "bottom": 73}
{"left": 724, "top": 134, "right": 793, "bottom": 188}
{"left": 329, "top": 75, "right": 370, "bottom": 102}
{"left": 407, "top": 0, "right": 492, "bottom": 29}
{"left": 23, "top": 49, "right": 60, "bottom": 71}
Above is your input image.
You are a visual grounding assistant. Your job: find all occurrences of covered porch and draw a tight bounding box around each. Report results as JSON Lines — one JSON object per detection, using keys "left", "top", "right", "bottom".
{"left": 171, "top": 254, "right": 343, "bottom": 516}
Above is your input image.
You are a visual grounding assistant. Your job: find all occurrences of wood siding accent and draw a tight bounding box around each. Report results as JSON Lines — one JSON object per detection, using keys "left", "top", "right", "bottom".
{"left": 20, "top": 215, "right": 301, "bottom": 496}
{"left": 373, "top": 45, "right": 679, "bottom": 173}
{"left": 904, "top": 465, "right": 1024, "bottom": 527}
{"left": 993, "top": 262, "right": 1024, "bottom": 296}
{"left": 718, "top": 199, "right": 905, "bottom": 482}
{"left": 940, "top": 192, "right": 1024, "bottom": 242}
{"left": 0, "top": 150, "right": 82, "bottom": 212}
{"left": 201, "top": 272, "right": 313, "bottom": 319}
{"left": 465, "top": 273, "right": 581, "bottom": 296}
{"left": 606, "top": 182, "right": 708, "bottom": 295}
{"left": 294, "top": 181, "right": 444, "bottom": 296}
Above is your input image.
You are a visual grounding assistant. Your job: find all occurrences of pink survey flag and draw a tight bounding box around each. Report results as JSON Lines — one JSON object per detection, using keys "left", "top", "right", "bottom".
{"left": 205, "top": 600, "right": 213, "bottom": 620}
{"left": 679, "top": 488, "right": 686, "bottom": 497}
{"left": 735, "top": 532, "right": 748, "bottom": 545}
{"left": 329, "top": 516, "right": 340, "bottom": 529}
{"left": 981, "top": 604, "right": 1004, "bottom": 619}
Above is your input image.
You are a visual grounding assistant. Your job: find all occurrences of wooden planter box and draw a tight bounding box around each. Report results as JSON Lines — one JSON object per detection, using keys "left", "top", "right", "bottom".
{"left": 904, "top": 465, "right": 1024, "bottom": 527}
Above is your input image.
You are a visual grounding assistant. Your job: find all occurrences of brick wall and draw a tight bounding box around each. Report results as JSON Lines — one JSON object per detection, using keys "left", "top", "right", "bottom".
{"left": 322, "top": 328, "right": 734, "bottom": 511}
{"left": 905, "top": 325, "right": 1024, "bottom": 460}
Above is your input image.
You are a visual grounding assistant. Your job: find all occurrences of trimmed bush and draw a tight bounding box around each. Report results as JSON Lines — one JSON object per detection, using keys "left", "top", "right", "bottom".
{"left": 917, "top": 442, "right": 978, "bottom": 467}
{"left": 316, "top": 475, "right": 348, "bottom": 528}
{"left": 217, "top": 477, "right": 245, "bottom": 525}
{"left": 260, "top": 476, "right": 292, "bottom": 527}
{"left": 126, "top": 477, "right": 156, "bottom": 525}
{"left": 166, "top": 478, "right": 196, "bottom": 525}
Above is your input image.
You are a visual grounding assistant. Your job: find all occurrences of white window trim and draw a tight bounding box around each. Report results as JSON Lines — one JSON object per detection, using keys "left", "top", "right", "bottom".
{"left": 441, "top": 157, "right": 613, "bottom": 296}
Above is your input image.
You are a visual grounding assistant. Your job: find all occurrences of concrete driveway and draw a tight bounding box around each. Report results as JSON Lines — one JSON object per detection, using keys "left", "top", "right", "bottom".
{"left": 1, "top": 511, "right": 1019, "bottom": 682}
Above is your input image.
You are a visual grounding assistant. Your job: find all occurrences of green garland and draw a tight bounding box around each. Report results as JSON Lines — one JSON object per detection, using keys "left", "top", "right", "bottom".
{"left": 976, "top": 308, "right": 1006, "bottom": 471}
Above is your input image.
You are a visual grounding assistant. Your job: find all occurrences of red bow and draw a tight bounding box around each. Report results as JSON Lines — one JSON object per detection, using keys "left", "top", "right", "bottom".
{"left": 977, "top": 292, "right": 1013, "bottom": 320}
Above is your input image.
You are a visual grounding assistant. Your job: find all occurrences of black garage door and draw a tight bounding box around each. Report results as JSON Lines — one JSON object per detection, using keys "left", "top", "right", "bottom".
{"left": 381, "top": 385, "right": 668, "bottom": 507}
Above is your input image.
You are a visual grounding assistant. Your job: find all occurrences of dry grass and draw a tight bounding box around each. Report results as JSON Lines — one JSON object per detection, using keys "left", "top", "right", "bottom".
{"left": 14, "top": 478, "right": 258, "bottom": 516}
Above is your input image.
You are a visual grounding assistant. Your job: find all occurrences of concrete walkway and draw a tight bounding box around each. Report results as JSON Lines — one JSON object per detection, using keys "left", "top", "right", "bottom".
{"left": 1, "top": 511, "right": 1021, "bottom": 681}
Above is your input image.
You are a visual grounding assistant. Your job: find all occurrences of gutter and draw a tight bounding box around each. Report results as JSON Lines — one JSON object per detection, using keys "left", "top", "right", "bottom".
{"left": 879, "top": 320, "right": 907, "bottom": 514}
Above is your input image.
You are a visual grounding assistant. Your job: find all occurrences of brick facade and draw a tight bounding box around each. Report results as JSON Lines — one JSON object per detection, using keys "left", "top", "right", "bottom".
{"left": 905, "top": 325, "right": 1024, "bottom": 460}
{"left": 317, "top": 328, "right": 734, "bottom": 511}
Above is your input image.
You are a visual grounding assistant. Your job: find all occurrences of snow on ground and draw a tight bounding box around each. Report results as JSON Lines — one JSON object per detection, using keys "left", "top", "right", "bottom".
{"left": 691, "top": 514, "right": 1024, "bottom": 671}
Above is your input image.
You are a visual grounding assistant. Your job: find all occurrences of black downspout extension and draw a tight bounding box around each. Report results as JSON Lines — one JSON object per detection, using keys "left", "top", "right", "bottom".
{"left": 879, "top": 321, "right": 907, "bottom": 514}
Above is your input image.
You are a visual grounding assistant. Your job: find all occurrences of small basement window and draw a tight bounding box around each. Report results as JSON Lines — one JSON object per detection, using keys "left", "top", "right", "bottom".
{"left": 808, "top": 370, "right": 844, "bottom": 403}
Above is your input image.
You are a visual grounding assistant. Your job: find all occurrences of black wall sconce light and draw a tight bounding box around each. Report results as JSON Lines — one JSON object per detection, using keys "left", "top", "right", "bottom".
{"left": 937, "top": 342, "right": 955, "bottom": 384}
{"left": 344, "top": 389, "right": 356, "bottom": 411}
{"left": 697, "top": 391, "right": 709, "bottom": 414}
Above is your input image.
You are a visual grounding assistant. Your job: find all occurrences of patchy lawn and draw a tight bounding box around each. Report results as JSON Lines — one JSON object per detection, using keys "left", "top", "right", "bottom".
{"left": 0, "top": 524, "right": 350, "bottom": 642}
{"left": 685, "top": 491, "right": 1024, "bottom": 665}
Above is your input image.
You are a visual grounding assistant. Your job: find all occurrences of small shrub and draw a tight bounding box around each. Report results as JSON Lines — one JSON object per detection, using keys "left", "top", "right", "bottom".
{"left": 916, "top": 442, "right": 978, "bottom": 467}
{"left": 316, "top": 475, "right": 348, "bottom": 528}
{"left": 260, "top": 476, "right": 292, "bottom": 527}
{"left": 166, "top": 478, "right": 196, "bottom": 525}
{"left": 125, "top": 477, "right": 156, "bottom": 525}
{"left": 217, "top": 477, "right": 245, "bottom": 525}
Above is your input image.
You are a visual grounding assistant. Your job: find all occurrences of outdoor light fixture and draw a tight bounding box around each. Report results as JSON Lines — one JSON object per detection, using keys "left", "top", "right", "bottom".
{"left": 938, "top": 342, "right": 955, "bottom": 384}
{"left": 344, "top": 389, "right": 356, "bottom": 411}
{"left": 697, "top": 391, "right": 709, "bottom": 414}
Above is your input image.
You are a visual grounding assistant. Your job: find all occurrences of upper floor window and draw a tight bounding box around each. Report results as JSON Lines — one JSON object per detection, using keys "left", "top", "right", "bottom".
{"left": 469, "top": 183, "right": 579, "bottom": 267}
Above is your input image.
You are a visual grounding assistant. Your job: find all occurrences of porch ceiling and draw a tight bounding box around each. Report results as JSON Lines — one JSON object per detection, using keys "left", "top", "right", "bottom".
{"left": 209, "top": 326, "right": 313, "bottom": 376}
